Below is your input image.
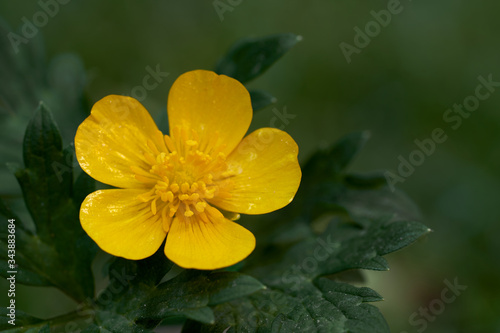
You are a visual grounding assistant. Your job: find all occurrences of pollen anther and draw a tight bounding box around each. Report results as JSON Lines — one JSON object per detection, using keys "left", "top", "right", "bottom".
{"left": 133, "top": 127, "right": 233, "bottom": 220}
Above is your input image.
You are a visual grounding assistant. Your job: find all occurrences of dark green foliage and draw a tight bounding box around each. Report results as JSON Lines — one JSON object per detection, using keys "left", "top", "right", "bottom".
{"left": 0, "top": 104, "right": 97, "bottom": 302}
{"left": 0, "top": 32, "right": 429, "bottom": 332}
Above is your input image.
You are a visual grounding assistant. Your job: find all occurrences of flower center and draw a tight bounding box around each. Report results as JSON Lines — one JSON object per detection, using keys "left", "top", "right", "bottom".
{"left": 132, "top": 127, "right": 233, "bottom": 231}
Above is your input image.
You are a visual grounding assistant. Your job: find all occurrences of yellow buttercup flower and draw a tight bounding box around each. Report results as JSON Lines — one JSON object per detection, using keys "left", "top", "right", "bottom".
{"left": 75, "top": 70, "right": 301, "bottom": 270}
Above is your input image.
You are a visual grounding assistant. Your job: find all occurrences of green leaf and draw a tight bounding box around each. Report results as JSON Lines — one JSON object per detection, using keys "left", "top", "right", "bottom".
{"left": 336, "top": 186, "right": 421, "bottom": 221}
{"left": 252, "top": 217, "right": 430, "bottom": 287}
{"left": 133, "top": 271, "right": 265, "bottom": 324}
{"left": 287, "top": 131, "right": 421, "bottom": 223}
{"left": 19, "top": 103, "right": 68, "bottom": 233}
{"left": 186, "top": 217, "right": 429, "bottom": 332}
{"left": 302, "top": 131, "right": 371, "bottom": 182}
{"left": 183, "top": 279, "right": 387, "bottom": 333}
{"left": 82, "top": 250, "right": 264, "bottom": 331}
{"left": 215, "top": 33, "right": 301, "bottom": 83}
{"left": 208, "top": 272, "right": 267, "bottom": 305}
{"left": 249, "top": 90, "right": 277, "bottom": 112}
{"left": 181, "top": 129, "right": 430, "bottom": 332}
{"left": 0, "top": 103, "right": 96, "bottom": 301}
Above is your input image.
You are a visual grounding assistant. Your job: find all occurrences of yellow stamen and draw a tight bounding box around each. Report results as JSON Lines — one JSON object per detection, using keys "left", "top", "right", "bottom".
{"left": 147, "top": 139, "right": 160, "bottom": 156}
{"left": 144, "top": 152, "right": 157, "bottom": 166}
{"left": 184, "top": 205, "right": 194, "bottom": 217}
{"left": 181, "top": 182, "right": 190, "bottom": 193}
{"left": 151, "top": 197, "right": 158, "bottom": 215}
{"left": 170, "top": 183, "right": 179, "bottom": 193}
{"left": 164, "top": 135, "right": 176, "bottom": 152}
{"left": 131, "top": 127, "right": 234, "bottom": 221}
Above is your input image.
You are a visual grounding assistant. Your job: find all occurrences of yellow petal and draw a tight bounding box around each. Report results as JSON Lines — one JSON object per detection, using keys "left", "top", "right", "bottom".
{"left": 167, "top": 70, "right": 252, "bottom": 155}
{"left": 210, "top": 128, "right": 301, "bottom": 214}
{"left": 75, "top": 95, "right": 166, "bottom": 189}
{"left": 164, "top": 206, "right": 255, "bottom": 270}
{"left": 80, "top": 189, "right": 167, "bottom": 260}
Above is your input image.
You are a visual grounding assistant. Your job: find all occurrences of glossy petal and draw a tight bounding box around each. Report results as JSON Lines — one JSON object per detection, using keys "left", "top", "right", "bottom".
{"left": 75, "top": 95, "right": 166, "bottom": 189}
{"left": 80, "top": 189, "right": 167, "bottom": 260}
{"left": 167, "top": 70, "right": 252, "bottom": 154}
{"left": 165, "top": 206, "right": 256, "bottom": 270}
{"left": 210, "top": 128, "right": 301, "bottom": 214}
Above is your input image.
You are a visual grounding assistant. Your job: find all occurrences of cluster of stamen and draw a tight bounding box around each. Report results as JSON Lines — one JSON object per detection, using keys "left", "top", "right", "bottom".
{"left": 132, "top": 127, "right": 233, "bottom": 231}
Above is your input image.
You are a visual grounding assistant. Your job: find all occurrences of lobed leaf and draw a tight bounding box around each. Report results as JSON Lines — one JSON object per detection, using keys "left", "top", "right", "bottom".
{"left": 180, "top": 132, "right": 430, "bottom": 332}
{"left": 0, "top": 104, "right": 97, "bottom": 301}
{"left": 81, "top": 250, "right": 265, "bottom": 331}
{"left": 183, "top": 279, "right": 387, "bottom": 333}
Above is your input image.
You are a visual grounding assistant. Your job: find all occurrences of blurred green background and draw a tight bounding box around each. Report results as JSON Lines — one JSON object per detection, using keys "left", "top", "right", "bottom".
{"left": 1, "top": 1, "right": 499, "bottom": 332}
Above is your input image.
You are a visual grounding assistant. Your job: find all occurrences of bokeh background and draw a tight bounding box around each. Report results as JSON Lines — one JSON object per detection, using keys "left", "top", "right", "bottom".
{"left": 1, "top": 1, "right": 499, "bottom": 332}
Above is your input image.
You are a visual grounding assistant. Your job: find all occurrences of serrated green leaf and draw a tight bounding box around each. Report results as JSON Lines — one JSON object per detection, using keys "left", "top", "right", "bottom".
{"left": 82, "top": 249, "right": 263, "bottom": 331}
{"left": 188, "top": 128, "right": 430, "bottom": 332}
{"left": 184, "top": 279, "right": 387, "bottom": 333}
{"left": 2, "top": 104, "right": 96, "bottom": 301}
{"left": 249, "top": 90, "right": 277, "bottom": 112}
{"left": 288, "top": 131, "right": 421, "bottom": 223}
{"left": 185, "top": 216, "right": 429, "bottom": 332}
{"left": 272, "top": 279, "right": 388, "bottom": 333}
{"left": 288, "top": 132, "right": 370, "bottom": 219}
{"left": 249, "top": 218, "right": 430, "bottom": 290}
{"left": 215, "top": 33, "right": 301, "bottom": 83}
{"left": 337, "top": 187, "right": 422, "bottom": 222}
{"left": 19, "top": 103, "right": 69, "bottom": 234}
{"left": 208, "top": 272, "right": 266, "bottom": 305}
{"left": 135, "top": 271, "right": 264, "bottom": 324}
